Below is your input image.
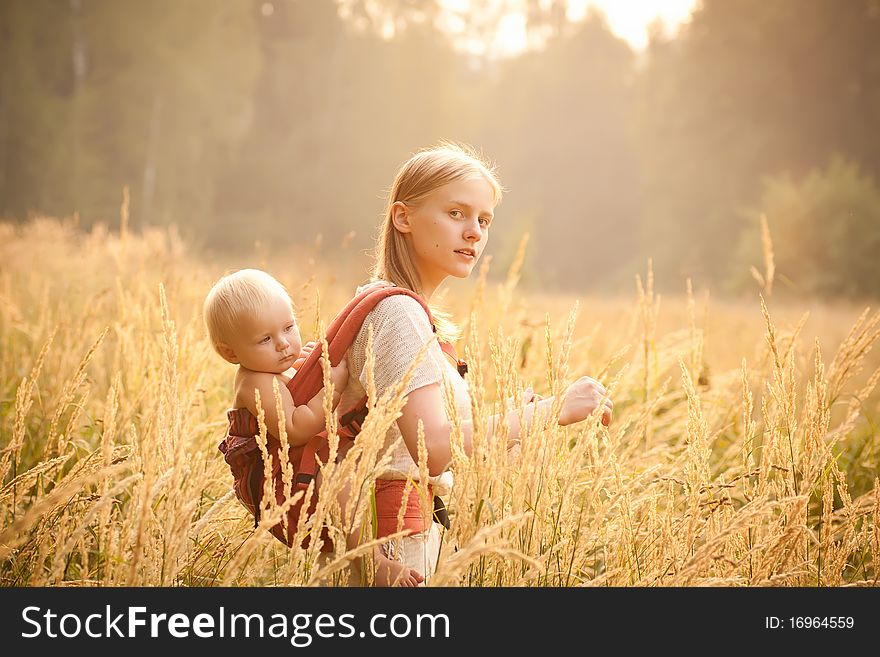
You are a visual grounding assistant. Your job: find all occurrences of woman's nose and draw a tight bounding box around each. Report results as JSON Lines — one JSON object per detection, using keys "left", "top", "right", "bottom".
{"left": 463, "top": 218, "right": 482, "bottom": 241}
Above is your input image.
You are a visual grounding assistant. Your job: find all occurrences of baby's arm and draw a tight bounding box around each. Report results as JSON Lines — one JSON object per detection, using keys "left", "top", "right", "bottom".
{"left": 240, "top": 352, "right": 350, "bottom": 445}
{"left": 329, "top": 357, "right": 349, "bottom": 407}
{"left": 288, "top": 357, "right": 350, "bottom": 438}
{"left": 295, "top": 343, "right": 350, "bottom": 409}
{"left": 239, "top": 371, "right": 314, "bottom": 447}
{"left": 289, "top": 396, "right": 326, "bottom": 441}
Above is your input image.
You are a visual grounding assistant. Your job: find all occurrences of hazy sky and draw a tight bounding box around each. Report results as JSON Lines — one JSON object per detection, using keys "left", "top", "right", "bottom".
{"left": 441, "top": 0, "right": 698, "bottom": 57}
{"left": 571, "top": 0, "right": 697, "bottom": 50}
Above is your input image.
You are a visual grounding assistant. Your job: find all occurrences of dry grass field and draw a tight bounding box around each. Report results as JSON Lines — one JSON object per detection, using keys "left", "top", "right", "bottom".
{"left": 1, "top": 217, "right": 878, "bottom": 586}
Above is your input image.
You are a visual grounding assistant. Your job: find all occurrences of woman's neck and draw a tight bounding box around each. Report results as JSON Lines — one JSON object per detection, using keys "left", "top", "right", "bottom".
{"left": 419, "top": 272, "right": 447, "bottom": 301}
{"left": 379, "top": 272, "right": 442, "bottom": 301}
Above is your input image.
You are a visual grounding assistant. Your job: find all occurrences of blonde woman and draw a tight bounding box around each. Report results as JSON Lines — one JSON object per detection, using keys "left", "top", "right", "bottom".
{"left": 339, "top": 142, "right": 613, "bottom": 584}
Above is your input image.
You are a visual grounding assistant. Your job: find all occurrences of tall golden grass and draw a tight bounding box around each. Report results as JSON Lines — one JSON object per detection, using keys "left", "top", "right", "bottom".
{"left": 1, "top": 217, "right": 878, "bottom": 586}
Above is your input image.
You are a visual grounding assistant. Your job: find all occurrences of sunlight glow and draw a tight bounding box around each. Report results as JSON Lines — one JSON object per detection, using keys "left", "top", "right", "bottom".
{"left": 338, "top": 0, "right": 699, "bottom": 59}
{"left": 493, "top": 12, "right": 529, "bottom": 58}
{"left": 568, "top": 0, "right": 697, "bottom": 50}
{"left": 448, "top": 0, "right": 698, "bottom": 58}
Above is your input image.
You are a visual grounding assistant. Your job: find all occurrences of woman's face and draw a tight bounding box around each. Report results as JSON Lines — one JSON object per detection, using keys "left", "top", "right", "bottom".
{"left": 393, "top": 176, "right": 495, "bottom": 295}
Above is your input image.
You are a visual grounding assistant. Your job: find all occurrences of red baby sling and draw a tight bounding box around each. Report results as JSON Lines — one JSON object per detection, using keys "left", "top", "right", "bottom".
{"left": 218, "top": 283, "right": 464, "bottom": 551}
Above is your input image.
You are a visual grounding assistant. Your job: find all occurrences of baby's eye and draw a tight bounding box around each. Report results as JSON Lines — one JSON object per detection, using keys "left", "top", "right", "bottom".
{"left": 479, "top": 217, "right": 491, "bottom": 227}
{"left": 284, "top": 324, "right": 295, "bottom": 332}
{"left": 449, "top": 210, "right": 463, "bottom": 219}
{"left": 259, "top": 336, "right": 271, "bottom": 344}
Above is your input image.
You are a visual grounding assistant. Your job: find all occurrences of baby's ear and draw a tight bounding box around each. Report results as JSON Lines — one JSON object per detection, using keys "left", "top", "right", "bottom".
{"left": 216, "top": 343, "right": 239, "bottom": 364}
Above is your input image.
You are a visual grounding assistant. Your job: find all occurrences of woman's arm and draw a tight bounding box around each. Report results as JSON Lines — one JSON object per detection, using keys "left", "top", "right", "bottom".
{"left": 397, "top": 376, "right": 613, "bottom": 477}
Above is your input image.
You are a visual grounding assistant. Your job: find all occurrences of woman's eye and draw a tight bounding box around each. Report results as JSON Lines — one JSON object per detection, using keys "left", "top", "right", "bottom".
{"left": 479, "top": 217, "right": 490, "bottom": 227}
{"left": 450, "top": 210, "right": 462, "bottom": 219}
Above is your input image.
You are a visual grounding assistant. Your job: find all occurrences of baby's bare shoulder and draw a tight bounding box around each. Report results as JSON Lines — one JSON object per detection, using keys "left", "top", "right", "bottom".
{"left": 233, "top": 368, "right": 291, "bottom": 405}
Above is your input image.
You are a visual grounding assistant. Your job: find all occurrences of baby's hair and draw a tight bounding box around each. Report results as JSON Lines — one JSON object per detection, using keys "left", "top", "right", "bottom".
{"left": 203, "top": 268, "right": 293, "bottom": 355}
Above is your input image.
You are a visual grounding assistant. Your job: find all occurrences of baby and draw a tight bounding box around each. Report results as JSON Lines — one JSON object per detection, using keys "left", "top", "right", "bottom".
{"left": 204, "top": 268, "right": 423, "bottom": 586}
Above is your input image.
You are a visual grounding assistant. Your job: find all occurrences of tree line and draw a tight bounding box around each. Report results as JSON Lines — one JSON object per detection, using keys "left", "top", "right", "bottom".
{"left": 2, "top": 0, "right": 879, "bottom": 297}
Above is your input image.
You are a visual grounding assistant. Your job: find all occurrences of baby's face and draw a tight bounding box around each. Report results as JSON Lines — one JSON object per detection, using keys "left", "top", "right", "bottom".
{"left": 225, "top": 293, "right": 302, "bottom": 374}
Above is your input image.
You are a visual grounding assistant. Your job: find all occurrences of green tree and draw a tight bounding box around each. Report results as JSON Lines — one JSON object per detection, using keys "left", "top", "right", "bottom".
{"left": 0, "top": 1, "right": 78, "bottom": 218}
{"left": 213, "top": 0, "right": 480, "bottom": 252}
{"left": 737, "top": 158, "right": 880, "bottom": 298}
{"left": 486, "top": 11, "right": 641, "bottom": 290}
{"left": 1, "top": 0, "right": 260, "bottom": 230}
{"left": 636, "top": 0, "right": 880, "bottom": 290}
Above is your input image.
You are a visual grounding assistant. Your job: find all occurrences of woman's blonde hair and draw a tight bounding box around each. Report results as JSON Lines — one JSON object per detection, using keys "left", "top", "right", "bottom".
{"left": 373, "top": 141, "right": 503, "bottom": 340}
{"left": 203, "top": 268, "right": 293, "bottom": 355}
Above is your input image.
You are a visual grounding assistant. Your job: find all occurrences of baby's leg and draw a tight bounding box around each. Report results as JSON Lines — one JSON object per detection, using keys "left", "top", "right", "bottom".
{"left": 331, "top": 475, "right": 423, "bottom": 587}
{"left": 372, "top": 542, "right": 425, "bottom": 587}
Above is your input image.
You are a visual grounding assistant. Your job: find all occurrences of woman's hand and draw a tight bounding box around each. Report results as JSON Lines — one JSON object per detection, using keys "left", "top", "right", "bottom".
{"left": 506, "top": 387, "right": 539, "bottom": 411}
{"left": 558, "top": 376, "right": 613, "bottom": 427}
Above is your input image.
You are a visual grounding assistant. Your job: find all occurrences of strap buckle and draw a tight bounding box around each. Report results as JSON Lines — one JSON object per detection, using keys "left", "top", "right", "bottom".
{"left": 433, "top": 495, "right": 450, "bottom": 529}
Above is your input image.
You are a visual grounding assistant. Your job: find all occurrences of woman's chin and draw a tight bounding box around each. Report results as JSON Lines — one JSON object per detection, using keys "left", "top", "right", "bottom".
{"left": 448, "top": 263, "right": 476, "bottom": 279}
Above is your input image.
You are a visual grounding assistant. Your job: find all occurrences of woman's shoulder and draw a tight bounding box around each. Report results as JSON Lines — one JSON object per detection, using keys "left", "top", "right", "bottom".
{"left": 369, "top": 293, "right": 435, "bottom": 337}
{"left": 376, "top": 290, "right": 429, "bottom": 313}
{"left": 347, "top": 291, "right": 436, "bottom": 366}
{"left": 354, "top": 282, "right": 432, "bottom": 329}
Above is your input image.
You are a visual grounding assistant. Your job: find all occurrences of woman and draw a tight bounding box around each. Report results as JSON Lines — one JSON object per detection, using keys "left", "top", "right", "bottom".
{"left": 338, "top": 142, "right": 613, "bottom": 584}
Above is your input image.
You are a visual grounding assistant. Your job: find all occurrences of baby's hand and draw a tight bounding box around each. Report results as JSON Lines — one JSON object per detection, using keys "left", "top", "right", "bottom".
{"left": 330, "top": 358, "right": 349, "bottom": 391}
{"left": 293, "top": 341, "right": 318, "bottom": 370}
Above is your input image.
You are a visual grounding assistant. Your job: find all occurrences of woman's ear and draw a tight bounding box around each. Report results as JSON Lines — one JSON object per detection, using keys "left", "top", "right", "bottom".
{"left": 390, "top": 201, "right": 412, "bottom": 234}
{"left": 217, "top": 342, "right": 240, "bottom": 364}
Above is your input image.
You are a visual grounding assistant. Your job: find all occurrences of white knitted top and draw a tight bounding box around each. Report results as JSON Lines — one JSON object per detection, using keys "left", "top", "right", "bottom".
{"left": 340, "top": 285, "right": 468, "bottom": 496}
